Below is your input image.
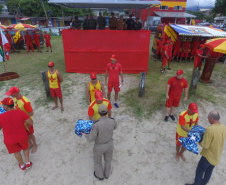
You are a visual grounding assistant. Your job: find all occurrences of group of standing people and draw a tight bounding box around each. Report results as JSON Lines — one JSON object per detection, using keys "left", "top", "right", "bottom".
{"left": 155, "top": 36, "right": 222, "bottom": 74}
{"left": 71, "top": 12, "right": 142, "bottom": 31}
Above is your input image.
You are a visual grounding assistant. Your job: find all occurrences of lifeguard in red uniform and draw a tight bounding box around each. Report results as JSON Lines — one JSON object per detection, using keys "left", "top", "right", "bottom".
{"left": 172, "top": 37, "right": 182, "bottom": 62}
{"left": 44, "top": 31, "right": 52, "bottom": 52}
{"left": 33, "top": 31, "right": 42, "bottom": 53}
{"left": 190, "top": 37, "right": 200, "bottom": 62}
{"left": 24, "top": 32, "right": 34, "bottom": 52}
{"left": 5, "top": 30, "right": 15, "bottom": 52}
{"left": 155, "top": 36, "right": 164, "bottom": 61}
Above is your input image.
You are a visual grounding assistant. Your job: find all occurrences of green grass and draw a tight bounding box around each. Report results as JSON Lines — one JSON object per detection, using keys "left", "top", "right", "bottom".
{"left": 122, "top": 34, "right": 226, "bottom": 118}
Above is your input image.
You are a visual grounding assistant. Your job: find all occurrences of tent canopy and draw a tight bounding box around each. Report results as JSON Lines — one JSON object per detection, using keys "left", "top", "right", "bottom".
{"left": 170, "top": 24, "right": 226, "bottom": 37}
{"left": 48, "top": 0, "right": 161, "bottom": 9}
{"left": 154, "top": 12, "right": 196, "bottom": 18}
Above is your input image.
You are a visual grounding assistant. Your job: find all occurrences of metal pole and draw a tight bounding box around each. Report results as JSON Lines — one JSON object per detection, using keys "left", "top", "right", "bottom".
{"left": 214, "top": 59, "right": 226, "bottom": 85}
{"left": 147, "top": 5, "right": 150, "bottom": 30}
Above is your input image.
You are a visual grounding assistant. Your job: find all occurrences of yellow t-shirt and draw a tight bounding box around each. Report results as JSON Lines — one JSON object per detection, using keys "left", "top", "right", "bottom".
{"left": 200, "top": 124, "right": 226, "bottom": 166}
{"left": 176, "top": 110, "right": 199, "bottom": 137}
{"left": 88, "top": 98, "right": 112, "bottom": 120}
{"left": 14, "top": 95, "right": 33, "bottom": 119}
{"left": 48, "top": 70, "right": 59, "bottom": 89}
{"left": 89, "top": 80, "right": 102, "bottom": 103}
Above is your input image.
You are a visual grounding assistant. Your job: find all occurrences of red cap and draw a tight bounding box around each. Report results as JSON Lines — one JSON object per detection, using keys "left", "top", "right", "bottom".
{"left": 110, "top": 54, "right": 116, "bottom": 60}
{"left": 200, "top": 44, "right": 205, "bottom": 49}
{"left": 95, "top": 91, "right": 103, "bottom": 101}
{"left": 90, "top": 73, "right": 97, "bottom": 80}
{"left": 0, "top": 97, "right": 14, "bottom": 105}
{"left": 5, "top": 87, "right": 20, "bottom": 96}
{"left": 188, "top": 103, "right": 198, "bottom": 113}
{"left": 48, "top": 62, "right": 54, "bottom": 67}
{"left": 176, "top": 69, "right": 183, "bottom": 75}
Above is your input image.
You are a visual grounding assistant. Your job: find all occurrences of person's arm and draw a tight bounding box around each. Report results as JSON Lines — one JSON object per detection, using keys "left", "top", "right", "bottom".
{"left": 89, "top": 116, "right": 97, "bottom": 121}
{"left": 166, "top": 84, "right": 170, "bottom": 99}
{"left": 25, "top": 118, "right": 33, "bottom": 128}
{"left": 120, "top": 71, "right": 124, "bottom": 85}
{"left": 57, "top": 71, "right": 63, "bottom": 83}
{"left": 180, "top": 125, "right": 190, "bottom": 132}
{"left": 199, "top": 129, "right": 212, "bottom": 149}
{"left": 165, "top": 50, "right": 169, "bottom": 59}
{"left": 84, "top": 125, "right": 98, "bottom": 142}
{"left": 46, "top": 71, "right": 49, "bottom": 80}
{"left": 184, "top": 87, "right": 188, "bottom": 101}
{"left": 108, "top": 109, "right": 111, "bottom": 118}
{"left": 86, "top": 83, "right": 91, "bottom": 105}
{"left": 105, "top": 71, "right": 109, "bottom": 86}
{"left": 100, "top": 82, "right": 106, "bottom": 98}
{"left": 27, "top": 111, "right": 33, "bottom": 117}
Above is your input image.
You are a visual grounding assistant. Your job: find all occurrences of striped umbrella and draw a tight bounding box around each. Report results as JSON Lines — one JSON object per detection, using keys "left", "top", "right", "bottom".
{"left": 205, "top": 38, "right": 226, "bottom": 85}
{"left": 7, "top": 23, "right": 37, "bottom": 29}
{"left": 0, "top": 25, "right": 6, "bottom": 29}
{"left": 204, "top": 38, "right": 226, "bottom": 54}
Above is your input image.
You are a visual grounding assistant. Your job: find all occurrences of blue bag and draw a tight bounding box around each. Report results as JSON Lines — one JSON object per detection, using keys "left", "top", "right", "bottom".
{"left": 75, "top": 119, "right": 94, "bottom": 137}
{"left": 179, "top": 125, "right": 206, "bottom": 154}
{"left": 0, "top": 107, "right": 6, "bottom": 114}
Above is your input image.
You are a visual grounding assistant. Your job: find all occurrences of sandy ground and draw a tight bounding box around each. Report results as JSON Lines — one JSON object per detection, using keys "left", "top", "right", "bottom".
{"left": 0, "top": 73, "right": 226, "bottom": 185}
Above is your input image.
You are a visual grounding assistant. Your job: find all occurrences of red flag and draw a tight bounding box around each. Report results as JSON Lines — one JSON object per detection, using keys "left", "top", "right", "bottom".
{"left": 1, "top": 30, "right": 11, "bottom": 60}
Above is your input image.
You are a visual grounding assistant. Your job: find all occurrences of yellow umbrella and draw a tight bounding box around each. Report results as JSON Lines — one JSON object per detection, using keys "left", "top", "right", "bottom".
{"left": 7, "top": 23, "right": 37, "bottom": 29}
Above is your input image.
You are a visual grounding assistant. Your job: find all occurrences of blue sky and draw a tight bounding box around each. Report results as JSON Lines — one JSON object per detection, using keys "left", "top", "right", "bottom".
{"left": 185, "top": 0, "right": 215, "bottom": 7}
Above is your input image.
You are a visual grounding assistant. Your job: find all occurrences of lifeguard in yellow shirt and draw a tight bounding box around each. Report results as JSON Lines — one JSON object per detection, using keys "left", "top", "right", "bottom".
{"left": 86, "top": 73, "right": 106, "bottom": 105}
{"left": 46, "top": 62, "right": 64, "bottom": 112}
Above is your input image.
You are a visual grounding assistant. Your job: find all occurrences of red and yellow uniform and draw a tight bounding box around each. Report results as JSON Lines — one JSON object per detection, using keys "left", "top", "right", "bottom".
{"left": 44, "top": 33, "right": 51, "bottom": 47}
{"left": 89, "top": 80, "right": 102, "bottom": 103}
{"left": 88, "top": 98, "right": 112, "bottom": 120}
{"left": 173, "top": 40, "right": 181, "bottom": 56}
{"left": 168, "top": 42, "right": 173, "bottom": 62}
{"left": 0, "top": 110, "right": 29, "bottom": 154}
{"left": 14, "top": 95, "right": 34, "bottom": 135}
{"left": 106, "top": 62, "right": 122, "bottom": 93}
{"left": 194, "top": 49, "right": 203, "bottom": 68}
{"left": 47, "top": 70, "right": 63, "bottom": 98}
{"left": 165, "top": 77, "right": 188, "bottom": 108}
{"left": 33, "top": 33, "right": 40, "bottom": 47}
{"left": 24, "top": 34, "right": 34, "bottom": 52}
{"left": 162, "top": 44, "right": 168, "bottom": 66}
{"left": 156, "top": 39, "right": 163, "bottom": 55}
{"left": 181, "top": 41, "right": 191, "bottom": 58}
{"left": 190, "top": 40, "right": 200, "bottom": 56}
{"left": 176, "top": 110, "right": 199, "bottom": 146}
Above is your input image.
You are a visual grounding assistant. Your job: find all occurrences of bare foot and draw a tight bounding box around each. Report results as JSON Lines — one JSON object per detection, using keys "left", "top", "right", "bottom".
{"left": 61, "top": 107, "right": 64, "bottom": 113}
{"left": 52, "top": 106, "right": 58, "bottom": 110}
{"left": 180, "top": 153, "right": 186, "bottom": 162}
{"left": 175, "top": 153, "right": 180, "bottom": 161}
{"left": 31, "top": 145, "right": 38, "bottom": 153}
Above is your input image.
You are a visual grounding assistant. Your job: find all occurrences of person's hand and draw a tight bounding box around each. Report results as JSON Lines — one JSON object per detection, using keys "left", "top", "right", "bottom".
{"left": 166, "top": 95, "right": 169, "bottom": 99}
{"left": 183, "top": 97, "right": 187, "bottom": 101}
{"left": 105, "top": 81, "right": 108, "bottom": 86}
{"left": 81, "top": 133, "right": 86, "bottom": 136}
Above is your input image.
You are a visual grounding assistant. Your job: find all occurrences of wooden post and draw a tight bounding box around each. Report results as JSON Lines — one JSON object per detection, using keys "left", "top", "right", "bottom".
{"left": 200, "top": 58, "right": 216, "bottom": 83}
{"left": 41, "top": 71, "right": 51, "bottom": 98}
{"left": 138, "top": 71, "right": 146, "bottom": 97}
{"left": 189, "top": 70, "right": 200, "bottom": 94}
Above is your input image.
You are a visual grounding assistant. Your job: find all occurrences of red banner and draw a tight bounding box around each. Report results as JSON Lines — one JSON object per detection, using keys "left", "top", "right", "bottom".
{"left": 62, "top": 30, "right": 151, "bottom": 74}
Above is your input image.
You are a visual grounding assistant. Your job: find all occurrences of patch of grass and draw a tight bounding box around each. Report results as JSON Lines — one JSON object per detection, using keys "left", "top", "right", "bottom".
{"left": 122, "top": 34, "right": 226, "bottom": 118}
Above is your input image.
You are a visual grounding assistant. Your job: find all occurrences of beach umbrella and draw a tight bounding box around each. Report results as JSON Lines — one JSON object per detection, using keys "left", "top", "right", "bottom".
{"left": 0, "top": 25, "right": 6, "bottom": 29}
{"left": 205, "top": 38, "right": 226, "bottom": 85}
{"left": 7, "top": 23, "right": 37, "bottom": 29}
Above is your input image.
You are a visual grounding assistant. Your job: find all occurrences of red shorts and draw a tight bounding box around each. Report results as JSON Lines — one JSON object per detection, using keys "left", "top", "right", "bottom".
{"left": 46, "top": 41, "right": 51, "bottom": 47}
{"left": 191, "top": 49, "right": 198, "bottom": 56}
{"left": 26, "top": 124, "right": 34, "bottom": 135}
{"left": 173, "top": 49, "right": 180, "bottom": 56}
{"left": 108, "top": 81, "right": 120, "bottom": 93}
{"left": 168, "top": 53, "right": 172, "bottom": 62}
{"left": 180, "top": 50, "right": 189, "bottom": 58}
{"left": 162, "top": 57, "right": 167, "bottom": 66}
{"left": 35, "top": 40, "right": 40, "bottom": 47}
{"left": 194, "top": 59, "right": 202, "bottom": 68}
{"left": 50, "top": 87, "right": 63, "bottom": 98}
{"left": 156, "top": 47, "right": 162, "bottom": 55}
{"left": 5, "top": 139, "right": 29, "bottom": 154}
{"left": 165, "top": 98, "right": 180, "bottom": 108}
{"left": 176, "top": 132, "right": 182, "bottom": 146}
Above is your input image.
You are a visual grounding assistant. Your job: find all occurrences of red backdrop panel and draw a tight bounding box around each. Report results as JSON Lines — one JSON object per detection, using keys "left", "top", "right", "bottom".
{"left": 62, "top": 30, "right": 151, "bottom": 74}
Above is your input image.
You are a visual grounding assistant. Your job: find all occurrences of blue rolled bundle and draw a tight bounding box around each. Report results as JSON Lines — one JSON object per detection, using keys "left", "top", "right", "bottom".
{"left": 0, "top": 107, "right": 6, "bottom": 114}
{"left": 75, "top": 119, "right": 94, "bottom": 137}
{"left": 179, "top": 125, "right": 206, "bottom": 154}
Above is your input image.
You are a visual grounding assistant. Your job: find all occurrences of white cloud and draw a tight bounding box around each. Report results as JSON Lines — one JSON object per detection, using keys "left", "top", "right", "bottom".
{"left": 186, "top": 0, "right": 215, "bottom": 7}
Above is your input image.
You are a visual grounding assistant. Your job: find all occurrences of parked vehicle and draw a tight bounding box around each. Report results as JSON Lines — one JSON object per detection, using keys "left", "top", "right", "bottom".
{"left": 3, "top": 28, "right": 44, "bottom": 49}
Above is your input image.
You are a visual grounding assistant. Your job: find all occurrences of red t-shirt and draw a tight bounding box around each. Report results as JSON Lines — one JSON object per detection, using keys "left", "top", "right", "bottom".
{"left": 167, "top": 77, "right": 188, "bottom": 99}
{"left": 157, "top": 40, "right": 163, "bottom": 49}
{"left": 194, "top": 49, "right": 203, "bottom": 62}
{"left": 33, "top": 34, "right": 40, "bottom": 41}
{"left": 25, "top": 35, "right": 32, "bottom": 43}
{"left": 106, "top": 62, "right": 122, "bottom": 82}
{"left": 163, "top": 45, "right": 168, "bottom": 57}
{"left": 44, "top": 34, "right": 51, "bottom": 42}
{"left": 174, "top": 40, "right": 181, "bottom": 50}
{"left": 0, "top": 110, "right": 29, "bottom": 144}
{"left": 192, "top": 41, "right": 200, "bottom": 50}
{"left": 183, "top": 41, "right": 191, "bottom": 50}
